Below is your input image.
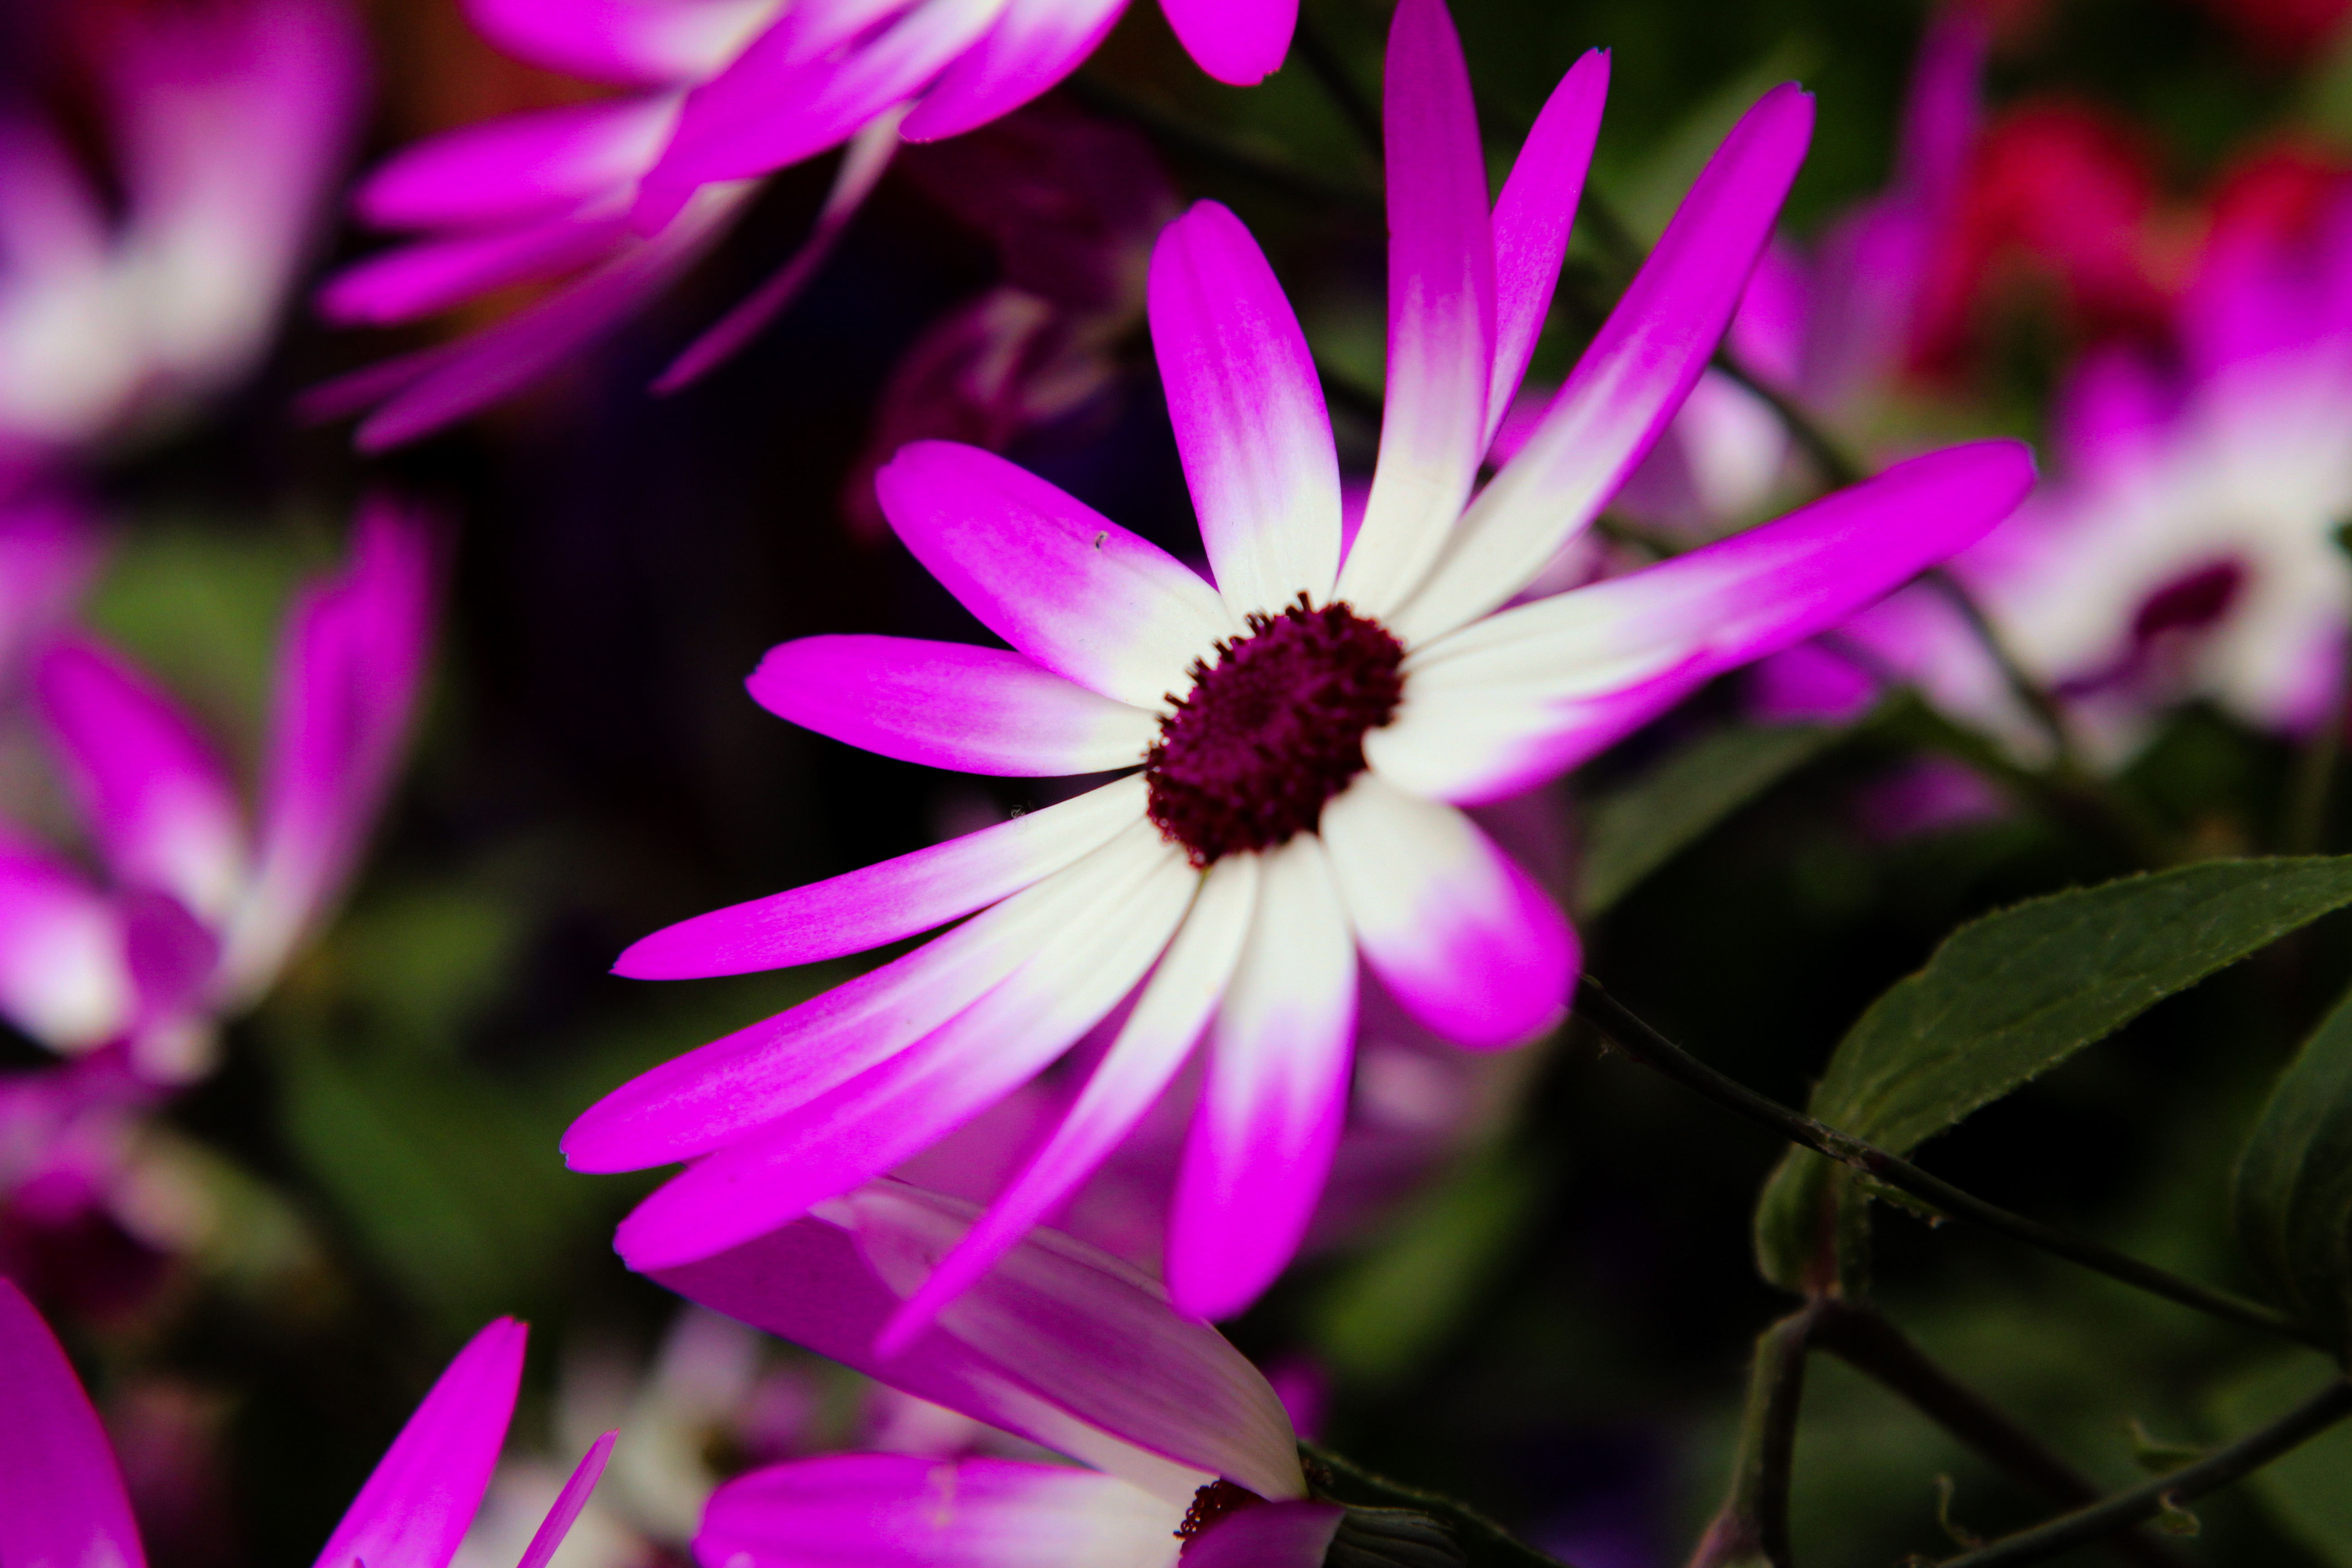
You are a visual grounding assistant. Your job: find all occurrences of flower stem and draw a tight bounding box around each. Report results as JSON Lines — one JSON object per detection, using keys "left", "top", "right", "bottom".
{"left": 1808, "top": 1302, "right": 2195, "bottom": 1568}
{"left": 1687, "top": 1304, "right": 1823, "bottom": 1567}
{"left": 1303, "top": 1443, "right": 1575, "bottom": 1568}
{"left": 1569, "top": 976, "right": 2325, "bottom": 1350}
{"left": 1926, "top": 1378, "right": 2352, "bottom": 1568}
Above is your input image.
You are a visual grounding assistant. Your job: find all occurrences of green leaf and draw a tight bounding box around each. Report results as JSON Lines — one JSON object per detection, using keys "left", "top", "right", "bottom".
{"left": 2213, "top": 1351, "right": 2352, "bottom": 1563}
{"left": 1755, "top": 858, "right": 2352, "bottom": 1292}
{"left": 1579, "top": 724, "right": 1839, "bottom": 917}
{"left": 279, "top": 1047, "right": 597, "bottom": 1330}
{"left": 2234, "top": 980, "right": 2352, "bottom": 1352}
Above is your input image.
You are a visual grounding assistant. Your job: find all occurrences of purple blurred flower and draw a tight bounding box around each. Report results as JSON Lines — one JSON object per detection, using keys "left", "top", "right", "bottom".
{"left": 0, "top": 0, "right": 363, "bottom": 483}
{"left": 566, "top": 0, "right": 2034, "bottom": 1331}
{"left": 0, "top": 1277, "right": 613, "bottom": 1568}
{"left": 0, "top": 500, "right": 436, "bottom": 1079}
{"left": 316, "top": 0, "right": 1296, "bottom": 449}
{"left": 655, "top": 1176, "right": 1341, "bottom": 1568}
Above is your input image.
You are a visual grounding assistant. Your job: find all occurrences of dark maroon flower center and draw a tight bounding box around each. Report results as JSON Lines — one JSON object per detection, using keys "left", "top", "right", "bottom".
{"left": 1146, "top": 595, "right": 1405, "bottom": 867}
{"left": 1176, "top": 1480, "right": 1269, "bottom": 1542}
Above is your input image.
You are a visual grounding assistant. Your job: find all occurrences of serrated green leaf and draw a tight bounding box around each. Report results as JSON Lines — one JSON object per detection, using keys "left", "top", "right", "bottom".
{"left": 2234, "top": 981, "right": 2352, "bottom": 1352}
{"left": 1579, "top": 724, "right": 1838, "bottom": 917}
{"left": 1756, "top": 858, "right": 2352, "bottom": 1292}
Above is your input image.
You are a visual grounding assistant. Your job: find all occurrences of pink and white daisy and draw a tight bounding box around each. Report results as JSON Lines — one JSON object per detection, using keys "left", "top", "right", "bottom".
{"left": 656, "top": 1176, "right": 1350, "bottom": 1568}
{"left": 568, "top": 0, "right": 2034, "bottom": 1330}
{"left": 315, "top": 0, "right": 1295, "bottom": 449}
{"left": 0, "top": 1277, "right": 614, "bottom": 1568}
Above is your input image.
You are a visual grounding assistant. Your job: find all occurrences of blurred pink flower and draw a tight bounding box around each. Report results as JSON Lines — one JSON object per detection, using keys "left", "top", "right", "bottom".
{"left": 316, "top": 0, "right": 1296, "bottom": 449}
{"left": 564, "top": 0, "right": 2032, "bottom": 1334}
{"left": 656, "top": 1176, "right": 1342, "bottom": 1568}
{"left": 0, "top": 1279, "right": 614, "bottom": 1568}
{"left": 0, "top": 0, "right": 363, "bottom": 483}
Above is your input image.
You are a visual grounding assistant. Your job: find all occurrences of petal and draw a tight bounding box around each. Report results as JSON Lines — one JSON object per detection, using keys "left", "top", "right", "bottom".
{"left": 878, "top": 853, "right": 1261, "bottom": 1351}
{"left": 572, "top": 812, "right": 1159, "bottom": 1171}
{"left": 877, "top": 441, "right": 1232, "bottom": 708}
{"left": 514, "top": 1431, "right": 618, "bottom": 1568}
{"left": 318, "top": 215, "right": 630, "bottom": 327}
{"left": 1334, "top": 0, "right": 1496, "bottom": 618}
{"left": 36, "top": 639, "right": 247, "bottom": 926}
{"left": 1391, "top": 83, "right": 1816, "bottom": 645}
{"left": 461, "top": 0, "right": 783, "bottom": 86}
{"left": 0, "top": 493, "right": 100, "bottom": 693}
{"left": 614, "top": 774, "right": 1144, "bottom": 978}
{"left": 1369, "top": 440, "right": 2038, "bottom": 802}
{"left": 353, "top": 97, "right": 679, "bottom": 230}
{"left": 899, "top": 0, "right": 1129, "bottom": 143}
{"left": 1148, "top": 202, "right": 1343, "bottom": 618}
{"left": 310, "top": 1319, "right": 527, "bottom": 1568}
{"left": 610, "top": 830, "right": 1196, "bottom": 1265}
{"left": 651, "top": 1187, "right": 1224, "bottom": 1504}
{"left": 340, "top": 185, "right": 751, "bottom": 450}
{"left": 748, "top": 636, "right": 1156, "bottom": 776}
{"left": 1487, "top": 49, "right": 1609, "bottom": 445}
{"left": 1320, "top": 773, "right": 1573, "bottom": 1048}
{"left": 698, "top": 1454, "right": 1182, "bottom": 1568}
{"left": 0, "top": 1279, "right": 146, "bottom": 1568}
{"left": 1154, "top": 0, "right": 1294, "bottom": 86}
{"left": 846, "top": 1184, "right": 1303, "bottom": 1500}
{"left": 0, "top": 842, "right": 133, "bottom": 1051}
{"left": 221, "top": 501, "right": 436, "bottom": 1002}
{"left": 644, "top": 0, "right": 1007, "bottom": 195}
{"left": 652, "top": 111, "right": 902, "bottom": 391}
{"left": 1166, "top": 834, "right": 1355, "bottom": 1321}
{"left": 1181, "top": 1502, "right": 1346, "bottom": 1568}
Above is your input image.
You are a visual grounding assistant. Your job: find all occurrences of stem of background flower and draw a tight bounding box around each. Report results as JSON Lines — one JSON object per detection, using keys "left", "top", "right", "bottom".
{"left": 1808, "top": 1302, "right": 2195, "bottom": 1568}
{"left": 1925, "top": 1379, "right": 2352, "bottom": 1568}
{"left": 1063, "top": 74, "right": 1383, "bottom": 216}
{"left": 1913, "top": 569, "right": 2082, "bottom": 773}
{"left": 1304, "top": 1443, "right": 1577, "bottom": 1568}
{"left": 1568, "top": 977, "right": 2326, "bottom": 1351}
{"left": 1294, "top": 5, "right": 1384, "bottom": 155}
{"left": 1874, "top": 697, "right": 2169, "bottom": 867}
{"left": 1686, "top": 1305, "right": 1822, "bottom": 1568}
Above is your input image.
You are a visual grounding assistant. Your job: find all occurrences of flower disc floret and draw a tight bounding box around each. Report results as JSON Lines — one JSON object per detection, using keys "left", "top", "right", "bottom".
{"left": 1146, "top": 595, "right": 1405, "bottom": 866}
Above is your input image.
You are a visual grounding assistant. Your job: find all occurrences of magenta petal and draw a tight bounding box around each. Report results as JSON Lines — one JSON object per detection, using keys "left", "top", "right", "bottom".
{"left": 1166, "top": 834, "right": 1355, "bottom": 1321}
{"left": 309, "top": 1318, "right": 526, "bottom": 1568}
{"left": 1395, "top": 83, "right": 1817, "bottom": 644}
{"left": 1183, "top": 1502, "right": 1347, "bottom": 1568}
{"left": 1148, "top": 201, "right": 1343, "bottom": 617}
{"left": 222, "top": 500, "right": 435, "bottom": 1002}
{"left": 899, "top": 0, "right": 1128, "bottom": 142}
{"left": 877, "top": 853, "right": 1259, "bottom": 1351}
{"left": 1487, "top": 49, "right": 1608, "bottom": 444}
{"left": 614, "top": 774, "right": 1143, "bottom": 978}
{"left": 462, "top": 0, "right": 780, "bottom": 85}
{"left": 611, "top": 836, "right": 1195, "bottom": 1267}
{"left": 514, "top": 1431, "right": 617, "bottom": 1568}
{"left": 353, "top": 97, "right": 679, "bottom": 230}
{"left": 877, "top": 441, "right": 1230, "bottom": 707}
{"left": 1335, "top": 0, "right": 1495, "bottom": 617}
{"left": 1154, "top": 0, "right": 1294, "bottom": 85}
{"left": 1320, "top": 774, "right": 1574, "bottom": 1049}
{"left": 37, "top": 639, "right": 247, "bottom": 926}
{"left": 573, "top": 823, "right": 1156, "bottom": 1172}
{"left": 318, "top": 216, "right": 629, "bottom": 326}
{"left": 697, "top": 1454, "right": 1180, "bottom": 1568}
{"left": 0, "top": 1279, "right": 147, "bottom": 1568}
{"left": 0, "top": 493, "right": 100, "bottom": 692}
{"left": 0, "top": 839, "right": 134, "bottom": 1051}
{"left": 644, "top": 0, "right": 1003, "bottom": 195}
{"left": 747, "top": 635, "right": 1155, "bottom": 776}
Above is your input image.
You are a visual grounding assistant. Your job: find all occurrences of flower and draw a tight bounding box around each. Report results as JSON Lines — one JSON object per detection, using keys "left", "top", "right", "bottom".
{"left": 0, "top": 0, "right": 362, "bottom": 483}
{"left": 568, "top": 0, "right": 2035, "bottom": 1330}
{"left": 653, "top": 1176, "right": 1356, "bottom": 1568}
{"left": 0, "top": 1276, "right": 613, "bottom": 1568}
{"left": 0, "top": 499, "right": 436, "bottom": 1080}
{"left": 1957, "top": 151, "right": 2352, "bottom": 757}
{"left": 315, "top": 0, "right": 1296, "bottom": 449}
